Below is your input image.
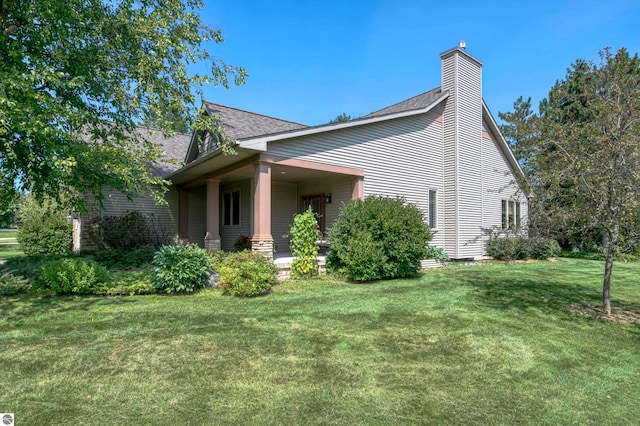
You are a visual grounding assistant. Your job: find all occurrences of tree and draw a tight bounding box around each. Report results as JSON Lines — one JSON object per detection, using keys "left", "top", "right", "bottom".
{"left": 503, "top": 48, "right": 640, "bottom": 314}
{"left": 0, "top": 0, "right": 247, "bottom": 210}
{"left": 329, "top": 112, "right": 351, "bottom": 123}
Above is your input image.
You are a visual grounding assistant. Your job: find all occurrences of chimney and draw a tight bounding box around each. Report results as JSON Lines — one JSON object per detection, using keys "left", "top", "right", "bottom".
{"left": 439, "top": 43, "right": 483, "bottom": 259}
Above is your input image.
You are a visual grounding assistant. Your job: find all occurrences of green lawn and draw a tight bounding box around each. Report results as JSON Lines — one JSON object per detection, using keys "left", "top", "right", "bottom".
{"left": 1, "top": 258, "right": 639, "bottom": 425}
{"left": 0, "top": 243, "right": 22, "bottom": 260}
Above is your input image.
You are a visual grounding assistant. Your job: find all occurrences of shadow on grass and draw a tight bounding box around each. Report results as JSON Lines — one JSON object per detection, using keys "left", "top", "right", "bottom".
{"left": 0, "top": 295, "right": 138, "bottom": 324}
{"left": 463, "top": 263, "right": 640, "bottom": 317}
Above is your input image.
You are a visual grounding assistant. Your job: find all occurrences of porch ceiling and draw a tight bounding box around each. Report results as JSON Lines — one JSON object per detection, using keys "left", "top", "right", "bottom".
{"left": 219, "top": 163, "right": 348, "bottom": 185}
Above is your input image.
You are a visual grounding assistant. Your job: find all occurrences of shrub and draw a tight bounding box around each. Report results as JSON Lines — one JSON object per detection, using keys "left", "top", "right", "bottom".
{"left": 289, "top": 207, "right": 321, "bottom": 279}
{"left": 486, "top": 236, "right": 560, "bottom": 261}
{"left": 206, "top": 250, "right": 228, "bottom": 271}
{"left": 0, "top": 272, "right": 31, "bottom": 296}
{"left": 93, "top": 246, "right": 156, "bottom": 270}
{"left": 153, "top": 244, "right": 213, "bottom": 293}
{"left": 17, "top": 195, "right": 71, "bottom": 255}
{"left": 219, "top": 251, "right": 279, "bottom": 297}
{"left": 1, "top": 254, "right": 62, "bottom": 284}
{"left": 95, "top": 269, "right": 156, "bottom": 296}
{"left": 426, "top": 245, "right": 450, "bottom": 261}
{"left": 233, "top": 234, "right": 252, "bottom": 252}
{"left": 327, "top": 196, "right": 432, "bottom": 281}
{"left": 90, "top": 211, "right": 172, "bottom": 250}
{"left": 40, "top": 258, "right": 110, "bottom": 295}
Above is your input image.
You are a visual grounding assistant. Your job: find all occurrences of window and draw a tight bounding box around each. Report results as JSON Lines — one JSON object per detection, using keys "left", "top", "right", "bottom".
{"left": 428, "top": 190, "right": 437, "bottom": 228}
{"left": 502, "top": 199, "right": 521, "bottom": 230}
{"left": 223, "top": 190, "right": 240, "bottom": 226}
{"left": 302, "top": 194, "right": 324, "bottom": 233}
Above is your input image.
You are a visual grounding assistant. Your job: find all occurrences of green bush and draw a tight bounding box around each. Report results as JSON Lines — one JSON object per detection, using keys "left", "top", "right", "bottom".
{"left": 219, "top": 251, "right": 279, "bottom": 297}
{"left": 1, "top": 254, "right": 62, "bottom": 284}
{"left": 93, "top": 246, "right": 156, "bottom": 270}
{"left": 90, "top": 211, "right": 172, "bottom": 250}
{"left": 153, "top": 244, "right": 213, "bottom": 293}
{"left": 290, "top": 207, "right": 321, "bottom": 279}
{"left": 327, "top": 196, "right": 432, "bottom": 281}
{"left": 40, "top": 258, "right": 110, "bottom": 295}
{"left": 233, "top": 234, "right": 251, "bottom": 252}
{"left": 426, "top": 245, "right": 450, "bottom": 261}
{"left": 95, "top": 269, "right": 156, "bottom": 296}
{"left": 206, "top": 250, "right": 228, "bottom": 271}
{"left": 17, "top": 195, "right": 71, "bottom": 255}
{"left": 486, "top": 236, "right": 560, "bottom": 261}
{"left": 0, "top": 272, "right": 31, "bottom": 296}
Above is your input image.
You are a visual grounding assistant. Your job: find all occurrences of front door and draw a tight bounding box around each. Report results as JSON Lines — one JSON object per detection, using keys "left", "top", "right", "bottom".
{"left": 301, "top": 194, "right": 325, "bottom": 235}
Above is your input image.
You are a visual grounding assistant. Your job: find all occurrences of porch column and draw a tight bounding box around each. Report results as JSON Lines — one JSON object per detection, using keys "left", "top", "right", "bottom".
{"left": 178, "top": 188, "right": 189, "bottom": 245}
{"left": 351, "top": 176, "right": 364, "bottom": 200}
{"left": 251, "top": 161, "right": 274, "bottom": 259}
{"left": 204, "top": 178, "right": 221, "bottom": 251}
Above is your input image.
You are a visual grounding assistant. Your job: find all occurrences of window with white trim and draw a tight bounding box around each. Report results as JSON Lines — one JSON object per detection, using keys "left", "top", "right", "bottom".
{"left": 428, "top": 190, "right": 437, "bottom": 229}
{"left": 223, "top": 190, "right": 240, "bottom": 226}
{"left": 501, "top": 199, "right": 520, "bottom": 230}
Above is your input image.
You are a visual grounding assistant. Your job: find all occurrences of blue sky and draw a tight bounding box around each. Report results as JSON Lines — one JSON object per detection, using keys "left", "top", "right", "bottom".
{"left": 196, "top": 0, "right": 640, "bottom": 126}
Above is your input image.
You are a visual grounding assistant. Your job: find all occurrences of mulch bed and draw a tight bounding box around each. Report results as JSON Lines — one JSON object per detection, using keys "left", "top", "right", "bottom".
{"left": 566, "top": 304, "right": 640, "bottom": 324}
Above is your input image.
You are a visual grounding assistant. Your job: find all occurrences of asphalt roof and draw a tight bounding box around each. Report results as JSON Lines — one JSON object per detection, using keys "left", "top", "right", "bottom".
{"left": 364, "top": 87, "right": 444, "bottom": 119}
{"left": 132, "top": 127, "right": 192, "bottom": 177}
{"left": 203, "top": 101, "right": 307, "bottom": 140}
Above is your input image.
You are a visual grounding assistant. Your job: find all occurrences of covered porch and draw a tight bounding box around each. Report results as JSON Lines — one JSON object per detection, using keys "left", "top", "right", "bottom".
{"left": 172, "top": 152, "right": 364, "bottom": 258}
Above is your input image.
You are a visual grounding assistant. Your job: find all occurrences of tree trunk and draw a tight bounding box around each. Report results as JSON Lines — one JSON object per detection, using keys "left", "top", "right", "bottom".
{"left": 602, "top": 231, "right": 617, "bottom": 315}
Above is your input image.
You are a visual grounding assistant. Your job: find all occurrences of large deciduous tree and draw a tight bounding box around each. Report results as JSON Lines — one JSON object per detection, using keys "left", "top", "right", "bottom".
{"left": 0, "top": 0, "right": 246, "bottom": 209}
{"left": 501, "top": 48, "right": 640, "bottom": 314}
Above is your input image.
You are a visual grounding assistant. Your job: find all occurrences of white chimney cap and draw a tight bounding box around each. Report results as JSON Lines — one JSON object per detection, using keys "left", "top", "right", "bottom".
{"left": 458, "top": 40, "right": 466, "bottom": 49}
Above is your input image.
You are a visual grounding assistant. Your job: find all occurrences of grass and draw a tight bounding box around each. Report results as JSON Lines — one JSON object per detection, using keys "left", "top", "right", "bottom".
{"left": 1, "top": 258, "right": 640, "bottom": 425}
{"left": 0, "top": 243, "right": 23, "bottom": 260}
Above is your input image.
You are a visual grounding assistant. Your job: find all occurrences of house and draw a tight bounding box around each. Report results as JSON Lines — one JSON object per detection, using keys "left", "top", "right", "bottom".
{"left": 78, "top": 44, "right": 528, "bottom": 260}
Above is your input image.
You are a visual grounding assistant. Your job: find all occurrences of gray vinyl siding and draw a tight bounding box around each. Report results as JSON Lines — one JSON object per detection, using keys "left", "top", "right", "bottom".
{"left": 272, "top": 181, "right": 298, "bottom": 253}
{"left": 298, "top": 175, "right": 353, "bottom": 232}
{"left": 441, "top": 54, "right": 458, "bottom": 256}
{"left": 481, "top": 129, "right": 528, "bottom": 250}
{"left": 220, "top": 180, "right": 251, "bottom": 252}
{"left": 267, "top": 113, "right": 446, "bottom": 251}
{"left": 187, "top": 186, "right": 206, "bottom": 247}
{"left": 454, "top": 55, "right": 483, "bottom": 258}
{"left": 80, "top": 187, "right": 179, "bottom": 250}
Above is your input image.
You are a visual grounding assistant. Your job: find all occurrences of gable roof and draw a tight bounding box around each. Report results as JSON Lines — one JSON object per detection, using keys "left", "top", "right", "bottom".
{"left": 203, "top": 101, "right": 307, "bottom": 140}
{"left": 132, "top": 127, "right": 191, "bottom": 177}
{"left": 364, "top": 87, "right": 445, "bottom": 118}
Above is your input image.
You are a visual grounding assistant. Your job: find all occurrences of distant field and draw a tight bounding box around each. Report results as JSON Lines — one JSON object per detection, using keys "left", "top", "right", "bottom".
{"left": 0, "top": 244, "right": 23, "bottom": 260}
{"left": 0, "top": 229, "right": 18, "bottom": 239}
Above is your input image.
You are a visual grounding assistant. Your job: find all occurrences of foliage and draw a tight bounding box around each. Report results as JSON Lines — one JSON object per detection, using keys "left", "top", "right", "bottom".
{"left": 0, "top": 271, "right": 30, "bottom": 296}
{"left": 327, "top": 196, "right": 432, "bottom": 281}
{"left": 499, "top": 47, "right": 640, "bottom": 314}
{"left": 0, "top": 253, "right": 60, "bottom": 283}
{"left": 93, "top": 246, "right": 156, "bottom": 270}
{"left": 40, "top": 257, "right": 110, "bottom": 295}
{"left": 94, "top": 269, "right": 156, "bottom": 296}
{"left": 329, "top": 112, "right": 351, "bottom": 123}
{"left": 233, "top": 234, "right": 251, "bottom": 252}
{"left": 218, "top": 251, "right": 279, "bottom": 297}
{"left": 425, "top": 245, "right": 450, "bottom": 261}
{"left": 206, "top": 250, "right": 228, "bottom": 271}
{"left": 0, "top": 0, "right": 247, "bottom": 210}
{"left": 152, "top": 244, "right": 213, "bottom": 293}
{"left": 16, "top": 195, "right": 71, "bottom": 255}
{"left": 486, "top": 236, "right": 561, "bottom": 261}
{"left": 289, "top": 207, "right": 320, "bottom": 279}
{"left": 90, "top": 211, "right": 173, "bottom": 251}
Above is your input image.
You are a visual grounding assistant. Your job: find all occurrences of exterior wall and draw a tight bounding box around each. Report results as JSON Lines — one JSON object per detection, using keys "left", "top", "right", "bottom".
{"left": 298, "top": 175, "right": 353, "bottom": 233}
{"left": 271, "top": 181, "right": 298, "bottom": 253}
{"left": 79, "top": 188, "right": 179, "bottom": 251}
{"left": 266, "top": 113, "right": 446, "bottom": 250}
{"left": 481, "top": 124, "right": 528, "bottom": 250}
{"left": 441, "top": 48, "right": 484, "bottom": 258}
{"left": 220, "top": 180, "right": 252, "bottom": 252}
{"left": 187, "top": 186, "right": 206, "bottom": 247}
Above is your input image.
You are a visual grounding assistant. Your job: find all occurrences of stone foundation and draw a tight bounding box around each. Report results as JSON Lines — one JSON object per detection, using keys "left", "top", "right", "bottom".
{"left": 204, "top": 238, "right": 221, "bottom": 251}
{"left": 251, "top": 239, "right": 274, "bottom": 260}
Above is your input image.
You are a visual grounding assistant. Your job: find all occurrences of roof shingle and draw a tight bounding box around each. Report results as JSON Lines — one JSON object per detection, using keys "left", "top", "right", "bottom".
{"left": 364, "top": 87, "right": 444, "bottom": 119}
{"left": 203, "top": 101, "right": 307, "bottom": 140}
